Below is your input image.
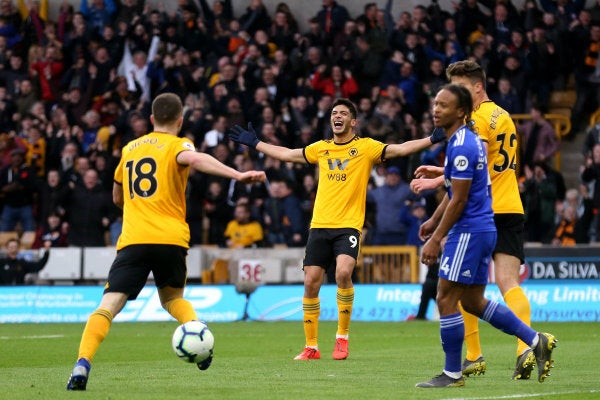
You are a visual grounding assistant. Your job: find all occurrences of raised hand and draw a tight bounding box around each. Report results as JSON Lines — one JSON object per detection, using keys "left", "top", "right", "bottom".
{"left": 229, "top": 123, "right": 260, "bottom": 148}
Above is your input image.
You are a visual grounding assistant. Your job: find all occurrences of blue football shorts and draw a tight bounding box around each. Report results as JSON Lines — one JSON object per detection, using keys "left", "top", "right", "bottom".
{"left": 438, "top": 231, "right": 497, "bottom": 285}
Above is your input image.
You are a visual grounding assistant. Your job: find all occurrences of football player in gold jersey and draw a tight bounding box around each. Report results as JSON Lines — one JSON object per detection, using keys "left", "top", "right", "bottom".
{"left": 230, "top": 98, "right": 446, "bottom": 361}
{"left": 67, "top": 93, "right": 266, "bottom": 390}
{"left": 410, "top": 60, "right": 534, "bottom": 380}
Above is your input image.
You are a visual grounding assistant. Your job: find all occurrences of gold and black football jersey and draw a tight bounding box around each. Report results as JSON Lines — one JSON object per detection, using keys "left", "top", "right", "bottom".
{"left": 303, "top": 136, "right": 386, "bottom": 231}
{"left": 471, "top": 101, "right": 524, "bottom": 215}
{"left": 113, "top": 132, "right": 195, "bottom": 250}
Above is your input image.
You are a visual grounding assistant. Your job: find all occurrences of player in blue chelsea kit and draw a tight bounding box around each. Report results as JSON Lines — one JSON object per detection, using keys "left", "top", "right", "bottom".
{"left": 415, "top": 84, "right": 557, "bottom": 388}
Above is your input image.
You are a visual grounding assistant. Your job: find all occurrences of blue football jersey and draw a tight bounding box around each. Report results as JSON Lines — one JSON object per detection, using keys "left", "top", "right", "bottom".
{"left": 443, "top": 126, "right": 496, "bottom": 234}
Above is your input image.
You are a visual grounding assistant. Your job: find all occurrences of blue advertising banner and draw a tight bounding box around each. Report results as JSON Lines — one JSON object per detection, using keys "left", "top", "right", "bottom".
{"left": 1, "top": 282, "right": 599, "bottom": 323}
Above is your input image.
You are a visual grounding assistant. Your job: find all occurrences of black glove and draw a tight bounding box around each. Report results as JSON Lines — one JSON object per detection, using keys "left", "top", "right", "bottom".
{"left": 229, "top": 123, "right": 260, "bottom": 148}
{"left": 429, "top": 127, "right": 446, "bottom": 144}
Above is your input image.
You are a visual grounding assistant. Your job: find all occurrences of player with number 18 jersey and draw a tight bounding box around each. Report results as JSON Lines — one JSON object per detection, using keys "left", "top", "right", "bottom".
{"left": 114, "top": 133, "right": 196, "bottom": 250}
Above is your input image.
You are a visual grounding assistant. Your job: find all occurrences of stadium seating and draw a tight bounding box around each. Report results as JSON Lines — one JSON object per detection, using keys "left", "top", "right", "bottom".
{"left": 548, "top": 90, "right": 577, "bottom": 118}
{"left": 512, "top": 113, "right": 570, "bottom": 171}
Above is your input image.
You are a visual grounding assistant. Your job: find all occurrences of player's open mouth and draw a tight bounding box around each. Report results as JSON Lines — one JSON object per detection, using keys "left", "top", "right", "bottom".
{"left": 334, "top": 121, "right": 343, "bottom": 128}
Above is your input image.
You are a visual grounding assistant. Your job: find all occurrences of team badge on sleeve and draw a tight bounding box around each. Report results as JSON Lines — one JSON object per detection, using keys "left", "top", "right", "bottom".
{"left": 182, "top": 142, "right": 195, "bottom": 151}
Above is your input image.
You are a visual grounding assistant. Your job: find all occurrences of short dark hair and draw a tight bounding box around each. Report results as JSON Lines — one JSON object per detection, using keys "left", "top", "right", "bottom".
{"left": 331, "top": 98, "right": 357, "bottom": 120}
{"left": 151, "top": 93, "right": 183, "bottom": 125}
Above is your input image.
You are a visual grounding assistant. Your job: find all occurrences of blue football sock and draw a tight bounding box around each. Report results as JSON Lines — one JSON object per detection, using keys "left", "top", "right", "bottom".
{"left": 481, "top": 300, "right": 537, "bottom": 346}
{"left": 440, "top": 313, "right": 464, "bottom": 374}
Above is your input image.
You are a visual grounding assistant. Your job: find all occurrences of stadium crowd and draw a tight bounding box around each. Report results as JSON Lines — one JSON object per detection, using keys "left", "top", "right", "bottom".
{"left": 0, "top": 0, "right": 599, "bottom": 252}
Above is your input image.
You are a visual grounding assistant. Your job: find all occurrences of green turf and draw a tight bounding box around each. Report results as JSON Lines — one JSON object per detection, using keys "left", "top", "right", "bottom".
{"left": 0, "top": 321, "right": 597, "bottom": 400}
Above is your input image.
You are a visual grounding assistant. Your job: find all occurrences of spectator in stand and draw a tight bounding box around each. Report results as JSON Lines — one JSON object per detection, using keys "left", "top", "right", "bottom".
{"left": 0, "top": 84, "right": 17, "bottom": 134}
{"left": 78, "top": 109, "right": 103, "bottom": 154}
{"left": 314, "top": 0, "right": 350, "bottom": 51}
{"left": 0, "top": 53, "right": 29, "bottom": 101}
{"left": 422, "top": 58, "right": 447, "bottom": 99}
{"left": 262, "top": 176, "right": 306, "bottom": 247}
{"left": 525, "top": 23, "right": 560, "bottom": 110}
{"left": 29, "top": 44, "right": 64, "bottom": 106}
{"left": 496, "top": 54, "right": 528, "bottom": 110}
{"left": 540, "top": 0, "right": 584, "bottom": 28}
{"left": 0, "top": 148, "right": 37, "bottom": 232}
{"left": 582, "top": 119, "right": 600, "bottom": 158}
{"left": 555, "top": 187, "right": 593, "bottom": 243}
{"left": 518, "top": 102, "right": 560, "bottom": 168}
{"left": 399, "top": 196, "right": 429, "bottom": 249}
{"left": 201, "top": 114, "right": 229, "bottom": 153}
{"left": 299, "top": 172, "right": 317, "bottom": 220}
{"left": 489, "top": 76, "right": 524, "bottom": 115}
{"left": 63, "top": 168, "right": 112, "bottom": 246}
{"left": 23, "top": 123, "right": 46, "bottom": 178}
{"left": 224, "top": 202, "right": 264, "bottom": 248}
{"left": 310, "top": 64, "right": 359, "bottom": 101}
{"left": 31, "top": 211, "right": 68, "bottom": 248}
{"left": 0, "top": 237, "right": 51, "bottom": 285}
{"left": 119, "top": 112, "right": 149, "bottom": 147}
{"left": 552, "top": 204, "right": 578, "bottom": 246}
{"left": 239, "top": 0, "right": 272, "bottom": 37}
{"left": 203, "top": 178, "right": 232, "bottom": 247}
{"left": 79, "top": 0, "right": 116, "bottom": 38}
{"left": 0, "top": 131, "right": 27, "bottom": 171}
{"left": 269, "top": 9, "right": 298, "bottom": 54}
{"left": 366, "top": 165, "right": 412, "bottom": 245}
{"left": 198, "top": 0, "right": 233, "bottom": 38}
{"left": 487, "top": 3, "right": 519, "bottom": 51}
{"left": 570, "top": 22, "right": 600, "bottom": 137}
{"left": 36, "top": 168, "right": 66, "bottom": 225}
{"left": 453, "top": 0, "right": 490, "bottom": 46}
{"left": 519, "top": 162, "right": 558, "bottom": 243}
{"left": 17, "top": 0, "right": 48, "bottom": 48}
{"left": 118, "top": 33, "right": 160, "bottom": 105}
{"left": 580, "top": 143, "right": 600, "bottom": 242}
{"left": 14, "top": 78, "right": 38, "bottom": 119}
{"left": 226, "top": 155, "right": 269, "bottom": 211}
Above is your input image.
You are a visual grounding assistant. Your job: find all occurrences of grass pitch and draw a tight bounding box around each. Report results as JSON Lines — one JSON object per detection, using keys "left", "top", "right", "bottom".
{"left": 0, "top": 320, "right": 597, "bottom": 400}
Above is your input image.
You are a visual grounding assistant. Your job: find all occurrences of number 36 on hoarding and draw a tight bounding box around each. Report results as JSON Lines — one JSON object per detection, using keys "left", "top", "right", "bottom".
{"left": 238, "top": 260, "right": 263, "bottom": 283}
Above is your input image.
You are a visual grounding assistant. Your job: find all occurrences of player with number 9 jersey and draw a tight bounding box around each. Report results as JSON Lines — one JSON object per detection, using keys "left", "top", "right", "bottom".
{"left": 304, "top": 136, "right": 385, "bottom": 231}
{"left": 114, "top": 134, "right": 196, "bottom": 250}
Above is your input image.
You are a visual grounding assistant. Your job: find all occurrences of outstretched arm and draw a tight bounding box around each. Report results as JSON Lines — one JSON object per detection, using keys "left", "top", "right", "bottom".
{"left": 177, "top": 150, "right": 267, "bottom": 183}
{"left": 230, "top": 124, "right": 306, "bottom": 164}
{"left": 384, "top": 127, "right": 446, "bottom": 158}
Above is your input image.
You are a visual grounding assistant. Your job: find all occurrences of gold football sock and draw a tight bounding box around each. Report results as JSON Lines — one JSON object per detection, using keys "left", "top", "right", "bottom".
{"left": 504, "top": 286, "right": 531, "bottom": 356}
{"left": 165, "top": 298, "right": 198, "bottom": 324}
{"left": 459, "top": 301, "right": 482, "bottom": 361}
{"left": 336, "top": 287, "right": 354, "bottom": 337}
{"left": 302, "top": 297, "right": 320, "bottom": 347}
{"left": 77, "top": 308, "right": 114, "bottom": 362}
